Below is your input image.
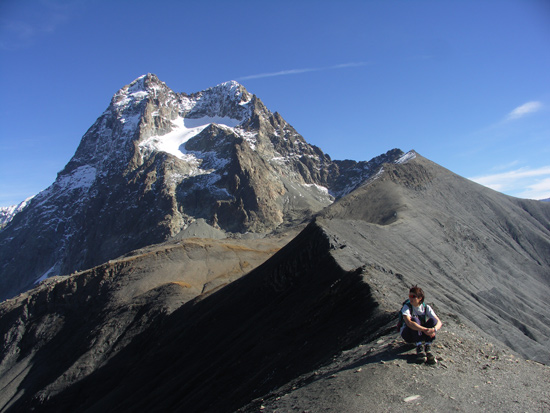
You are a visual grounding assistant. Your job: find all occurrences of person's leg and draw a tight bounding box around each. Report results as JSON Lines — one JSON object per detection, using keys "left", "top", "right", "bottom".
{"left": 419, "top": 318, "right": 437, "bottom": 343}
{"left": 422, "top": 318, "right": 437, "bottom": 364}
{"left": 401, "top": 315, "right": 424, "bottom": 343}
{"left": 400, "top": 316, "right": 427, "bottom": 363}
{"left": 425, "top": 344, "right": 436, "bottom": 364}
{"left": 401, "top": 326, "right": 419, "bottom": 344}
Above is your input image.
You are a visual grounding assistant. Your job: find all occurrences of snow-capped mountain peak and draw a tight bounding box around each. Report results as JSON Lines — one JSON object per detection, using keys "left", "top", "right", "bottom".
{"left": 184, "top": 80, "right": 254, "bottom": 122}
{"left": 112, "top": 73, "right": 167, "bottom": 108}
{"left": 0, "top": 196, "right": 34, "bottom": 228}
{"left": 205, "top": 80, "right": 252, "bottom": 105}
{"left": 0, "top": 74, "right": 405, "bottom": 301}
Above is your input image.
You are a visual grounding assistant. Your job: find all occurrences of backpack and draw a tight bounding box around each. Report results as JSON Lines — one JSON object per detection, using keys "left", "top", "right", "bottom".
{"left": 396, "top": 299, "right": 426, "bottom": 332}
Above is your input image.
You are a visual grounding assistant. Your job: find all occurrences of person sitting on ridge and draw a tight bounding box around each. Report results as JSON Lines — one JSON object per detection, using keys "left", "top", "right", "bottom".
{"left": 400, "top": 285, "right": 443, "bottom": 364}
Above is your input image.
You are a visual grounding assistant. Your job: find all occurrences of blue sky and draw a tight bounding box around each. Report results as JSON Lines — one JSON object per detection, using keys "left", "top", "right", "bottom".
{"left": 1, "top": 0, "right": 549, "bottom": 207}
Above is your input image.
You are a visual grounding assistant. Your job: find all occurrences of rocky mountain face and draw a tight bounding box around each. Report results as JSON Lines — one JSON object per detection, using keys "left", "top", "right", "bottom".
{"left": 0, "top": 74, "right": 403, "bottom": 302}
{"left": 0, "top": 154, "right": 549, "bottom": 412}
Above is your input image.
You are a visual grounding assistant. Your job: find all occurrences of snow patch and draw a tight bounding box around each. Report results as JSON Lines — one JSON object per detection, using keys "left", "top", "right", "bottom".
{"left": 396, "top": 151, "right": 416, "bottom": 164}
{"left": 121, "top": 112, "right": 141, "bottom": 132}
{"left": 113, "top": 77, "right": 152, "bottom": 108}
{"left": 236, "top": 130, "right": 258, "bottom": 150}
{"left": 139, "top": 116, "right": 241, "bottom": 160}
{"left": 271, "top": 156, "right": 289, "bottom": 165}
{"left": 57, "top": 165, "right": 97, "bottom": 192}
{"left": 239, "top": 95, "right": 252, "bottom": 105}
{"left": 35, "top": 264, "right": 58, "bottom": 284}
{"left": 370, "top": 167, "right": 385, "bottom": 182}
{"left": 0, "top": 196, "right": 34, "bottom": 226}
{"left": 303, "top": 183, "right": 330, "bottom": 195}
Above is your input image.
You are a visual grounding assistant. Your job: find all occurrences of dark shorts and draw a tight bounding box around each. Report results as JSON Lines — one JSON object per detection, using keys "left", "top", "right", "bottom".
{"left": 401, "top": 316, "right": 437, "bottom": 344}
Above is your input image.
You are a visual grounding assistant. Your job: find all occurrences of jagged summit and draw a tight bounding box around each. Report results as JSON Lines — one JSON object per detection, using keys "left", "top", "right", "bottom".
{"left": 199, "top": 79, "right": 251, "bottom": 102}
{"left": 0, "top": 197, "right": 33, "bottom": 229}
{"left": 61, "top": 75, "right": 256, "bottom": 178}
{"left": 116, "top": 73, "right": 166, "bottom": 93}
{"left": 118, "top": 74, "right": 247, "bottom": 101}
{"left": 111, "top": 74, "right": 252, "bottom": 123}
{"left": 110, "top": 74, "right": 172, "bottom": 119}
{"left": 0, "top": 75, "right": 405, "bottom": 301}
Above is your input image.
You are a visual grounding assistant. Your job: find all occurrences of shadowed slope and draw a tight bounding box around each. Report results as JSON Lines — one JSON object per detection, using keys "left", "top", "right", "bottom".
{"left": 11, "top": 223, "right": 388, "bottom": 413}
{"left": 0, "top": 233, "right": 295, "bottom": 412}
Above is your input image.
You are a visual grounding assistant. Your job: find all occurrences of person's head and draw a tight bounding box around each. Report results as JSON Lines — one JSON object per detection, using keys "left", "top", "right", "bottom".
{"left": 409, "top": 285, "right": 425, "bottom": 304}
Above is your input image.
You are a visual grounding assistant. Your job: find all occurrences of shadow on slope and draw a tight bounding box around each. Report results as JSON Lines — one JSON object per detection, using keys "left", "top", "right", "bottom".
{"left": 0, "top": 235, "right": 292, "bottom": 412}
{"left": 16, "top": 222, "right": 389, "bottom": 413}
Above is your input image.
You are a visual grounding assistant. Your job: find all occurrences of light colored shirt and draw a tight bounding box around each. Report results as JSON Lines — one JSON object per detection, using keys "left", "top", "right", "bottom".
{"left": 400, "top": 303, "right": 437, "bottom": 334}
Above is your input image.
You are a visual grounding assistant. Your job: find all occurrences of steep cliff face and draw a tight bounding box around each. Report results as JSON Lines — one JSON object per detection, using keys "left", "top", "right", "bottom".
{"left": 0, "top": 74, "right": 403, "bottom": 301}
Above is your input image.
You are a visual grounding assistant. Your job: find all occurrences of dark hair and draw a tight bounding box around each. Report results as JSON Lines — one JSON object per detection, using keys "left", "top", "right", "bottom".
{"left": 409, "top": 285, "right": 425, "bottom": 304}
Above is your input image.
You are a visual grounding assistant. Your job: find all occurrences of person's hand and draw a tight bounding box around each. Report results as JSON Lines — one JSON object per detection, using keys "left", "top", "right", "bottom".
{"left": 426, "top": 327, "right": 436, "bottom": 338}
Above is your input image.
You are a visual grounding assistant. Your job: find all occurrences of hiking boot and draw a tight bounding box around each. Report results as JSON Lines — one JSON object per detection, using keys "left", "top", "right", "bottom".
{"left": 425, "top": 344, "right": 436, "bottom": 365}
{"left": 416, "top": 345, "right": 426, "bottom": 364}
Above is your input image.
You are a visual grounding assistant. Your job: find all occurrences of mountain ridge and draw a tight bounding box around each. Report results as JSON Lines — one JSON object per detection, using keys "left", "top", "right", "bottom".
{"left": 1, "top": 73, "right": 549, "bottom": 411}
{"left": 0, "top": 152, "right": 548, "bottom": 412}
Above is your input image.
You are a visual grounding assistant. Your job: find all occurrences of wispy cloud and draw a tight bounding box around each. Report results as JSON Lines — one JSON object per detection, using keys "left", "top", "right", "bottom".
{"left": 506, "top": 101, "right": 543, "bottom": 121}
{"left": 469, "top": 165, "right": 550, "bottom": 200}
{"left": 491, "top": 160, "right": 521, "bottom": 172}
{"left": 0, "top": 20, "right": 35, "bottom": 50}
{"left": 237, "top": 62, "right": 370, "bottom": 81}
{"left": 459, "top": 100, "right": 546, "bottom": 155}
{"left": 0, "top": 0, "right": 83, "bottom": 50}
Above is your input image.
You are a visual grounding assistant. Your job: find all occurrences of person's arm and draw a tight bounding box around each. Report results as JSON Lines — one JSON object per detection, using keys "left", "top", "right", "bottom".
{"left": 433, "top": 315, "right": 443, "bottom": 332}
{"left": 403, "top": 315, "right": 427, "bottom": 332}
{"left": 403, "top": 314, "right": 442, "bottom": 338}
{"left": 427, "top": 315, "right": 443, "bottom": 338}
